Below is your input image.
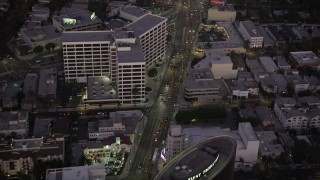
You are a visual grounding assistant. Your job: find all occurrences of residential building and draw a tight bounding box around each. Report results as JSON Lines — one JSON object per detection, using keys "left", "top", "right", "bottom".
{"left": 52, "top": 10, "right": 101, "bottom": 32}
{"left": 239, "top": 109, "right": 257, "bottom": 119}
{"left": 165, "top": 125, "right": 185, "bottom": 161}
{"left": 285, "top": 74, "right": 309, "bottom": 93}
{"left": 198, "top": 22, "right": 245, "bottom": 54}
{"left": 256, "top": 131, "right": 284, "bottom": 157}
{"left": 270, "top": 74, "right": 288, "bottom": 94}
{"left": 238, "top": 21, "right": 264, "bottom": 48}
{"left": 20, "top": 26, "right": 61, "bottom": 50}
{"left": 37, "top": 68, "right": 57, "bottom": 98}
{"left": 207, "top": 4, "right": 236, "bottom": 22}
{"left": 46, "top": 166, "right": 105, "bottom": 180}
{"left": 290, "top": 51, "right": 320, "bottom": 67}
{"left": 292, "top": 26, "right": 311, "bottom": 40}
{"left": 259, "top": 56, "right": 278, "bottom": 73}
{"left": 195, "top": 51, "right": 238, "bottom": 79}
{"left": 230, "top": 80, "right": 259, "bottom": 98}
{"left": 304, "top": 76, "right": 320, "bottom": 92}
{"left": 260, "top": 76, "right": 277, "bottom": 93}
{"left": 274, "top": 98, "right": 308, "bottom": 129}
{"left": 256, "top": 26, "right": 274, "bottom": 47}
{"left": 278, "top": 133, "right": 295, "bottom": 153}
{"left": 126, "top": 14, "right": 167, "bottom": 67}
{"left": 274, "top": 56, "right": 291, "bottom": 70}
{"left": 0, "top": 111, "right": 28, "bottom": 136}
{"left": 255, "top": 106, "right": 275, "bottom": 127}
{"left": 22, "top": 73, "right": 38, "bottom": 110}
{"left": 246, "top": 59, "right": 268, "bottom": 82}
{"left": 31, "top": 6, "right": 50, "bottom": 20}
{"left": 264, "top": 25, "right": 285, "bottom": 43}
{"left": 0, "top": 136, "right": 64, "bottom": 176}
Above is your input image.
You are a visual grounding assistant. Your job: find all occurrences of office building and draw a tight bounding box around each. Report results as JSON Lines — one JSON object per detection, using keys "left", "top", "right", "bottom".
{"left": 126, "top": 14, "right": 167, "bottom": 67}
{"left": 20, "top": 26, "right": 61, "bottom": 49}
{"left": 238, "top": 21, "right": 263, "bottom": 48}
{"left": 256, "top": 131, "right": 284, "bottom": 157}
{"left": 290, "top": 51, "right": 320, "bottom": 67}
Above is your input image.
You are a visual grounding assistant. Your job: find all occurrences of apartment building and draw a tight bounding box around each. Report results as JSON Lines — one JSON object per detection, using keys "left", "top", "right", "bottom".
{"left": 238, "top": 21, "right": 264, "bottom": 48}
{"left": 0, "top": 111, "right": 28, "bottom": 136}
{"left": 0, "top": 136, "right": 64, "bottom": 176}
{"left": 52, "top": 10, "right": 101, "bottom": 32}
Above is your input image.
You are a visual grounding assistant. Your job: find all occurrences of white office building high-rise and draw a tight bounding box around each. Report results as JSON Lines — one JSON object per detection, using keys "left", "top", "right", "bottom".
{"left": 165, "top": 125, "right": 185, "bottom": 161}
{"left": 126, "top": 14, "right": 167, "bottom": 67}
{"left": 62, "top": 31, "right": 117, "bottom": 83}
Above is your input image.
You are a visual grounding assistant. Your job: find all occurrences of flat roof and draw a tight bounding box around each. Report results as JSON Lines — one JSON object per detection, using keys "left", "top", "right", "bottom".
{"left": 259, "top": 56, "right": 278, "bottom": 73}
{"left": 53, "top": 10, "right": 101, "bottom": 28}
{"left": 62, "top": 31, "right": 115, "bottom": 43}
{"left": 270, "top": 74, "right": 288, "bottom": 92}
{"left": 38, "top": 68, "right": 57, "bottom": 97}
{"left": 275, "top": 97, "right": 297, "bottom": 107}
{"left": 33, "top": 118, "right": 51, "bottom": 137}
{"left": 240, "top": 20, "right": 262, "bottom": 37}
{"left": 255, "top": 106, "right": 274, "bottom": 122}
{"left": 274, "top": 56, "right": 291, "bottom": 68}
{"left": 185, "top": 68, "right": 220, "bottom": 90}
{"left": 87, "top": 76, "right": 118, "bottom": 101}
{"left": 120, "top": 6, "right": 149, "bottom": 17}
{"left": 195, "top": 51, "right": 232, "bottom": 68}
{"left": 23, "top": 73, "right": 38, "bottom": 95}
{"left": 256, "top": 131, "right": 284, "bottom": 155}
{"left": 199, "top": 22, "right": 243, "bottom": 49}
{"left": 46, "top": 165, "right": 105, "bottom": 180}
{"left": 0, "top": 111, "right": 28, "bottom": 132}
{"left": 126, "top": 14, "right": 166, "bottom": 37}
{"left": 238, "top": 122, "right": 258, "bottom": 141}
{"left": 117, "top": 40, "right": 145, "bottom": 63}
{"left": 290, "top": 51, "right": 320, "bottom": 66}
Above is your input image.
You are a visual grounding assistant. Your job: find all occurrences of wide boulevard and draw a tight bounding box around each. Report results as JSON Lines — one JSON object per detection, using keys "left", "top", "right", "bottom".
{"left": 127, "top": 0, "right": 202, "bottom": 179}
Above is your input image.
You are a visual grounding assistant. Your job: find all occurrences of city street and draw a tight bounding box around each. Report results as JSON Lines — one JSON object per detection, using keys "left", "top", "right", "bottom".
{"left": 127, "top": 0, "right": 202, "bottom": 179}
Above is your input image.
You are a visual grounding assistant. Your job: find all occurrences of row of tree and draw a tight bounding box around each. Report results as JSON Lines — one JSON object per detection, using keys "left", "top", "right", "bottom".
{"left": 33, "top": 43, "right": 56, "bottom": 53}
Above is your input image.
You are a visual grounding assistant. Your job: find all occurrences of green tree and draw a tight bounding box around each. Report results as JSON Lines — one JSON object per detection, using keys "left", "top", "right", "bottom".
{"left": 148, "top": 68, "right": 157, "bottom": 77}
{"left": 45, "top": 43, "right": 56, "bottom": 53}
{"left": 33, "top": 45, "right": 44, "bottom": 53}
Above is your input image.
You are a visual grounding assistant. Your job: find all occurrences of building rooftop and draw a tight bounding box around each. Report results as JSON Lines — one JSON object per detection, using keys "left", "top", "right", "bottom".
{"left": 274, "top": 56, "right": 291, "bottom": 68}
{"left": 185, "top": 68, "right": 219, "bottom": 90}
{"left": 46, "top": 165, "right": 105, "bottom": 180}
{"left": 33, "top": 118, "right": 51, "bottom": 137}
{"left": 120, "top": 6, "right": 149, "bottom": 18}
{"left": 87, "top": 76, "right": 118, "bottom": 101}
{"left": 290, "top": 51, "right": 320, "bottom": 66}
{"left": 239, "top": 109, "right": 257, "bottom": 119}
{"left": 259, "top": 56, "right": 278, "bottom": 73}
{"left": 255, "top": 106, "right": 274, "bottom": 123}
{"left": 62, "top": 31, "right": 115, "bottom": 43}
{"left": 270, "top": 74, "right": 288, "bottom": 93}
{"left": 38, "top": 68, "right": 57, "bottom": 97}
{"left": 239, "top": 122, "right": 258, "bottom": 141}
{"left": 304, "top": 76, "right": 320, "bottom": 87}
{"left": 283, "top": 109, "right": 307, "bottom": 119}
{"left": 240, "top": 20, "right": 262, "bottom": 37}
{"left": 23, "top": 73, "right": 38, "bottom": 96}
{"left": 246, "top": 59, "right": 265, "bottom": 73}
{"left": 126, "top": 14, "right": 166, "bottom": 37}
{"left": 195, "top": 51, "right": 232, "bottom": 69}
{"left": 53, "top": 10, "right": 101, "bottom": 28}
{"left": 117, "top": 39, "right": 145, "bottom": 63}
{"left": 275, "top": 97, "right": 297, "bottom": 107}
{"left": 0, "top": 111, "right": 28, "bottom": 133}
{"left": 256, "top": 131, "right": 285, "bottom": 155}
{"left": 200, "top": 22, "right": 243, "bottom": 49}
{"left": 298, "top": 96, "right": 320, "bottom": 106}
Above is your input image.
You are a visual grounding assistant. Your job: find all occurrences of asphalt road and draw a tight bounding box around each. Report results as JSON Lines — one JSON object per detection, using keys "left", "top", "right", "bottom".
{"left": 127, "top": 0, "right": 201, "bottom": 179}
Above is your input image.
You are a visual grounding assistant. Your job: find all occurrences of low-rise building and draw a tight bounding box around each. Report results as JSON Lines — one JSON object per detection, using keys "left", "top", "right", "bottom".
{"left": 46, "top": 165, "right": 105, "bottom": 180}
{"left": 255, "top": 106, "right": 275, "bottom": 127}
{"left": 256, "top": 131, "right": 284, "bottom": 157}
{"left": 20, "top": 25, "right": 61, "bottom": 50}
{"left": 285, "top": 74, "right": 309, "bottom": 93}
{"left": 52, "top": 10, "right": 101, "bottom": 32}
{"left": 207, "top": 4, "right": 236, "bottom": 22}
{"left": 0, "top": 111, "right": 28, "bottom": 136}
{"left": 119, "top": 5, "right": 149, "bottom": 21}
{"left": 270, "top": 74, "right": 288, "bottom": 94}
{"left": 304, "top": 76, "right": 320, "bottom": 92}
{"left": 184, "top": 69, "right": 230, "bottom": 102}
{"left": 31, "top": 6, "right": 50, "bottom": 20}
{"left": 238, "top": 21, "right": 263, "bottom": 48}
{"left": 165, "top": 125, "right": 185, "bottom": 161}
{"left": 22, "top": 73, "right": 38, "bottom": 110}
{"left": 259, "top": 56, "right": 278, "bottom": 73}
{"left": 246, "top": 59, "right": 268, "bottom": 82}
{"left": 0, "top": 136, "right": 64, "bottom": 176}
{"left": 37, "top": 68, "right": 57, "bottom": 98}
{"left": 274, "top": 56, "right": 291, "bottom": 70}
{"left": 290, "top": 51, "right": 320, "bottom": 67}
{"left": 195, "top": 51, "right": 238, "bottom": 79}
{"left": 88, "top": 110, "right": 142, "bottom": 140}
{"left": 260, "top": 76, "right": 277, "bottom": 93}
{"left": 239, "top": 109, "right": 257, "bottom": 119}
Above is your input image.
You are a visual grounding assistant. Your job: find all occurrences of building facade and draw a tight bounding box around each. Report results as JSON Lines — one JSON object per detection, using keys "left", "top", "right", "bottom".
{"left": 238, "top": 21, "right": 263, "bottom": 48}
